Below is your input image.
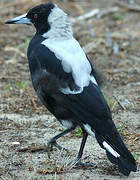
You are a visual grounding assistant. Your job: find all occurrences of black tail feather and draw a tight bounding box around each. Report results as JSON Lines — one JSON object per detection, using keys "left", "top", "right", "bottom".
{"left": 106, "top": 151, "right": 136, "bottom": 176}
{"left": 106, "top": 150, "right": 118, "bottom": 165}
{"left": 95, "top": 132, "right": 137, "bottom": 176}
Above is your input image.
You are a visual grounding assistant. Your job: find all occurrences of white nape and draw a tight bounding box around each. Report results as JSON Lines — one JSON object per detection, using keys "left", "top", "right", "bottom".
{"left": 61, "top": 120, "right": 73, "bottom": 129}
{"left": 84, "top": 124, "right": 95, "bottom": 137}
{"left": 43, "top": 5, "right": 73, "bottom": 40}
{"left": 103, "top": 141, "right": 120, "bottom": 158}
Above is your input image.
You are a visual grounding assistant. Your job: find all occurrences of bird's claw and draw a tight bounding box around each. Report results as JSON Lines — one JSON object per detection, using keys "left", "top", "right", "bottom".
{"left": 76, "top": 161, "right": 94, "bottom": 168}
{"left": 39, "top": 139, "right": 68, "bottom": 158}
{"left": 67, "top": 158, "right": 94, "bottom": 168}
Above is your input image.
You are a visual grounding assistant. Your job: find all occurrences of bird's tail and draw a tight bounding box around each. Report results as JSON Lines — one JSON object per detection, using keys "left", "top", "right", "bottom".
{"left": 95, "top": 132, "right": 137, "bottom": 176}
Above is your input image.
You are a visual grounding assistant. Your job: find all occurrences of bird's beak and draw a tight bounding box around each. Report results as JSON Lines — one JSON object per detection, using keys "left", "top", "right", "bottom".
{"left": 5, "top": 13, "right": 31, "bottom": 25}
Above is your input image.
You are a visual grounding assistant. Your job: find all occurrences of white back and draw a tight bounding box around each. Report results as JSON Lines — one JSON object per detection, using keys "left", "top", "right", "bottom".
{"left": 42, "top": 38, "right": 97, "bottom": 94}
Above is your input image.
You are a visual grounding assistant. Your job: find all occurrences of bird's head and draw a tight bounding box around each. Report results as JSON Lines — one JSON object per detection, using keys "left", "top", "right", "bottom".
{"left": 5, "top": 2, "right": 73, "bottom": 39}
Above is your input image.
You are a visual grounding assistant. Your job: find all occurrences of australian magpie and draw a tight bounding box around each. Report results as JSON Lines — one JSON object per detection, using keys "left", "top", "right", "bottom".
{"left": 6, "top": 2, "right": 137, "bottom": 176}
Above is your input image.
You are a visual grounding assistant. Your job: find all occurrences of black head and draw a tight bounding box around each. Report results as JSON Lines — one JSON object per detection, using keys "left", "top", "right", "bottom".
{"left": 5, "top": 3, "right": 55, "bottom": 34}
{"left": 6, "top": 3, "right": 72, "bottom": 39}
{"left": 27, "top": 3, "right": 55, "bottom": 34}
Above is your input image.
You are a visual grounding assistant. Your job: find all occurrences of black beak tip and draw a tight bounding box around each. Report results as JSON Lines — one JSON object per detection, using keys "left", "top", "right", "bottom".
{"left": 5, "top": 20, "right": 9, "bottom": 24}
{"left": 5, "top": 20, "right": 14, "bottom": 24}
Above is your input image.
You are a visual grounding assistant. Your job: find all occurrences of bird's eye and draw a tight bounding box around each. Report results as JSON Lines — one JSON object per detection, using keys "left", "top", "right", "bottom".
{"left": 34, "top": 14, "right": 38, "bottom": 19}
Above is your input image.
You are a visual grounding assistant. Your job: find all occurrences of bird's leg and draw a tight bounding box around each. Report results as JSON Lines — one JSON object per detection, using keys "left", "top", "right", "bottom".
{"left": 40, "top": 127, "right": 75, "bottom": 155}
{"left": 68, "top": 130, "right": 93, "bottom": 167}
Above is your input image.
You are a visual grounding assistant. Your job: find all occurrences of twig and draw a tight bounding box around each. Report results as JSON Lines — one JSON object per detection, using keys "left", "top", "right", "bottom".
{"left": 71, "top": 6, "right": 119, "bottom": 23}
{"left": 97, "top": 7, "right": 119, "bottom": 19}
{"left": 0, "top": 176, "right": 5, "bottom": 180}
{"left": 0, "top": 76, "right": 20, "bottom": 79}
{"left": 71, "top": 9, "right": 99, "bottom": 23}
{"left": 129, "top": 35, "right": 133, "bottom": 48}
{"left": 29, "top": 95, "right": 37, "bottom": 109}
{"left": 106, "top": 28, "right": 112, "bottom": 47}
{"left": 113, "top": 95, "right": 126, "bottom": 111}
{"left": 18, "top": 144, "right": 46, "bottom": 152}
{"left": 27, "top": 89, "right": 37, "bottom": 109}
{"left": 4, "top": 46, "right": 26, "bottom": 58}
{"left": 116, "top": 1, "right": 140, "bottom": 12}
{"left": 113, "top": 42, "right": 119, "bottom": 54}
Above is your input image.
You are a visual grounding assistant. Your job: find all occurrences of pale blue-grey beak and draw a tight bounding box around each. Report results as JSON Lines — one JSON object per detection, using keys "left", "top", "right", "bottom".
{"left": 5, "top": 13, "right": 31, "bottom": 25}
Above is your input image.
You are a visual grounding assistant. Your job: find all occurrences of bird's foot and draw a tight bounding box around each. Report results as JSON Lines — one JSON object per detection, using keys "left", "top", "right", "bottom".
{"left": 39, "top": 139, "right": 68, "bottom": 157}
{"left": 67, "top": 158, "right": 94, "bottom": 168}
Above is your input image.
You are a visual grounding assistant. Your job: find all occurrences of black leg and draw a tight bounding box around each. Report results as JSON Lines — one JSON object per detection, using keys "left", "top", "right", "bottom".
{"left": 68, "top": 130, "right": 94, "bottom": 167}
{"left": 40, "top": 126, "right": 75, "bottom": 155}
{"left": 77, "top": 130, "right": 88, "bottom": 159}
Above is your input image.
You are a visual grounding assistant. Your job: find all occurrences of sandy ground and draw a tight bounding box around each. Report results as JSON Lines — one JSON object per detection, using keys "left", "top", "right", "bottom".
{"left": 0, "top": 112, "right": 139, "bottom": 180}
{"left": 0, "top": 0, "right": 140, "bottom": 179}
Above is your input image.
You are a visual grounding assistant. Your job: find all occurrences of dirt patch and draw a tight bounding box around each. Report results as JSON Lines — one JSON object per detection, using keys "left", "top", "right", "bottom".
{"left": 0, "top": 0, "right": 140, "bottom": 179}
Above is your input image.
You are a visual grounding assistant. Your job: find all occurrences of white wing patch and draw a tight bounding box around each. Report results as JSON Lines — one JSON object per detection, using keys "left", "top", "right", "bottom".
{"left": 84, "top": 124, "right": 95, "bottom": 137}
{"left": 42, "top": 38, "right": 98, "bottom": 94}
{"left": 103, "top": 141, "right": 120, "bottom": 158}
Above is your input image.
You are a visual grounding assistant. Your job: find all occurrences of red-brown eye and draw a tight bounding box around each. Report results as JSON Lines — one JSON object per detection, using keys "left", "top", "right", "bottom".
{"left": 34, "top": 14, "right": 38, "bottom": 19}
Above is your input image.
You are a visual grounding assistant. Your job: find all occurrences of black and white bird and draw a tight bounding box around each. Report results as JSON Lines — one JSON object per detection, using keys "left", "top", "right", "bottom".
{"left": 6, "top": 3, "right": 137, "bottom": 176}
